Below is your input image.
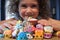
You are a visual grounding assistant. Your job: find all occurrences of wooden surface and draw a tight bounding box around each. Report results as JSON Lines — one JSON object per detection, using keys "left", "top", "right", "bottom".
{"left": 0, "top": 37, "right": 60, "bottom": 40}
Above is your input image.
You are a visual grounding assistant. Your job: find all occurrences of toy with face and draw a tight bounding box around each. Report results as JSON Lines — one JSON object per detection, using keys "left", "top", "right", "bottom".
{"left": 34, "top": 24, "right": 43, "bottom": 38}
{"left": 4, "top": 30, "right": 12, "bottom": 38}
{"left": 44, "top": 26, "right": 53, "bottom": 33}
{"left": 25, "top": 24, "right": 35, "bottom": 33}
{"left": 12, "top": 20, "right": 24, "bottom": 38}
{"left": 0, "top": 34, "right": 4, "bottom": 38}
{"left": 36, "top": 24, "right": 43, "bottom": 30}
{"left": 25, "top": 32, "right": 33, "bottom": 39}
{"left": 44, "top": 26, "right": 53, "bottom": 38}
{"left": 17, "top": 32, "right": 28, "bottom": 40}
{"left": 34, "top": 30, "right": 43, "bottom": 38}
{"left": 56, "top": 31, "right": 60, "bottom": 37}
{"left": 44, "top": 32, "right": 52, "bottom": 38}
{"left": 12, "top": 29, "right": 18, "bottom": 38}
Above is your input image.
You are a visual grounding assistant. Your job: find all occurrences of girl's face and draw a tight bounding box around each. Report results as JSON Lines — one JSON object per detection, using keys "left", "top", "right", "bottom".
{"left": 19, "top": 0, "right": 39, "bottom": 19}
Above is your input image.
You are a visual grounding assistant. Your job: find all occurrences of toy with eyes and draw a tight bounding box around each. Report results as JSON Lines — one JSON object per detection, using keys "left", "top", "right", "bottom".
{"left": 36, "top": 24, "right": 43, "bottom": 30}
{"left": 25, "top": 24, "right": 35, "bottom": 33}
{"left": 4, "top": 30, "right": 12, "bottom": 38}
{"left": 56, "top": 31, "right": 60, "bottom": 37}
{"left": 25, "top": 32, "right": 33, "bottom": 39}
{"left": 44, "top": 26, "right": 53, "bottom": 33}
{"left": 0, "top": 34, "right": 4, "bottom": 38}
{"left": 44, "top": 32, "right": 52, "bottom": 38}
{"left": 44, "top": 26, "right": 53, "bottom": 38}
{"left": 12, "top": 29, "right": 18, "bottom": 38}
{"left": 34, "top": 24, "right": 44, "bottom": 38}
{"left": 16, "top": 32, "right": 28, "bottom": 40}
{"left": 12, "top": 20, "right": 23, "bottom": 38}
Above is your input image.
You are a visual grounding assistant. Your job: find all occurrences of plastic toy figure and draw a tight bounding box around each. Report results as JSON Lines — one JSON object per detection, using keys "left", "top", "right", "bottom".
{"left": 12, "top": 29, "right": 18, "bottom": 38}
{"left": 12, "top": 20, "right": 24, "bottom": 38}
{"left": 36, "top": 24, "right": 43, "bottom": 30}
{"left": 0, "top": 34, "right": 4, "bottom": 38}
{"left": 25, "top": 24, "right": 35, "bottom": 33}
{"left": 16, "top": 32, "right": 28, "bottom": 40}
{"left": 25, "top": 32, "right": 33, "bottom": 39}
{"left": 44, "top": 26, "right": 53, "bottom": 38}
{"left": 56, "top": 31, "right": 60, "bottom": 37}
{"left": 34, "top": 24, "right": 43, "bottom": 38}
{"left": 4, "top": 30, "right": 12, "bottom": 38}
{"left": 34, "top": 30, "right": 43, "bottom": 38}
{"left": 44, "top": 26, "right": 53, "bottom": 33}
{"left": 44, "top": 32, "right": 52, "bottom": 38}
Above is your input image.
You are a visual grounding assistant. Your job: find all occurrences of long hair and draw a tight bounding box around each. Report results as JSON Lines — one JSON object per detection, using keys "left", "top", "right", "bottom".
{"left": 9, "top": 0, "right": 51, "bottom": 20}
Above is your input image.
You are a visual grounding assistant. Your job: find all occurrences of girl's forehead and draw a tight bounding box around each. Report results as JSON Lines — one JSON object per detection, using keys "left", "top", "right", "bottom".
{"left": 20, "top": 0, "right": 37, "bottom": 3}
{"left": 20, "top": 0, "right": 38, "bottom": 4}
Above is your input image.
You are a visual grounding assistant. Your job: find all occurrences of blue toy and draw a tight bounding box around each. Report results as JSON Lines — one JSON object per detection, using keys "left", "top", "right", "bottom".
{"left": 16, "top": 32, "right": 28, "bottom": 40}
{"left": 0, "top": 34, "right": 4, "bottom": 38}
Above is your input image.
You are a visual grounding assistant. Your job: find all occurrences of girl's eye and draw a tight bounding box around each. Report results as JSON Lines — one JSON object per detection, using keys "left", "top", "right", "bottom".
{"left": 21, "top": 4, "right": 27, "bottom": 8}
{"left": 31, "top": 5, "right": 38, "bottom": 8}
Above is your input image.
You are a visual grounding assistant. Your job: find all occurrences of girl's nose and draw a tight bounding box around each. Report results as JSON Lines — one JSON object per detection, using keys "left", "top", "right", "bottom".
{"left": 25, "top": 7, "right": 33, "bottom": 16}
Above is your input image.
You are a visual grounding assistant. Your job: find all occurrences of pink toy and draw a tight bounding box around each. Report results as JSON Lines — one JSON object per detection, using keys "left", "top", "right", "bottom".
{"left": 44, "top": 32, "right": 52, "bottom": 38}
{"left": 36, "top": 24, "right": 43, "bottom": 30}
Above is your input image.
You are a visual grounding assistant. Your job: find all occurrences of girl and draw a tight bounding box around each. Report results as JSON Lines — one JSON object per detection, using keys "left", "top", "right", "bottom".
{"left": 0, "top": 0, "right": 60, "bottom": 31}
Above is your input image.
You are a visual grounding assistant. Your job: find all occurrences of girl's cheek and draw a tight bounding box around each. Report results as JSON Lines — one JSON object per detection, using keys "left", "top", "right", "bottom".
{"left": 20, "top": 9, "right": 26, "bottom": 14}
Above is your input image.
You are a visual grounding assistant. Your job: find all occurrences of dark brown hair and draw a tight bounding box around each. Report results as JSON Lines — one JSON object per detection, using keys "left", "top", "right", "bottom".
{"left": 9, "top": 0, "right": 51, "bottom": 20}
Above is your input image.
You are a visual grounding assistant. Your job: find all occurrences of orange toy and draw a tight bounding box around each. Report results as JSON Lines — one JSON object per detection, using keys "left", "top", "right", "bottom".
{"left": 4, "top": 30, "right": 12, "bottom": 38}
{"left": 34, "top": 29, "right": 43, "bottom": 38}
{"left": 56, "top": 31, "right": 60, "bottom": 37}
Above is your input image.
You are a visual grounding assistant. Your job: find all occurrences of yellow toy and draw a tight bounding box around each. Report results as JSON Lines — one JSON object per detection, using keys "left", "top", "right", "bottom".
{"left": 56, "top": 31, "right": 60, "bottom": 37}
{"left": 34, "top": 29, "right": 43, "bottom": 38}
{"left": 4, "top": 30, "right": 12, "bottom": 38}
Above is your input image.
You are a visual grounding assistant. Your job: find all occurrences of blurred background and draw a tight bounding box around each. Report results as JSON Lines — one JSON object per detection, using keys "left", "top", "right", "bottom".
{"left": 0, "top": 0, "right": 60, "bottom": 21}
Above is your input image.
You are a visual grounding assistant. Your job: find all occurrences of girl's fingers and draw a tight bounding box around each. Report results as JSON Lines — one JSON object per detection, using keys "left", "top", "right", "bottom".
{"left": 3, "top": 22, "right": 13, "bottom": 29}
{"left": 38, "top": 19, "right": 51, "bottom": 26}
{"left": 2, "top": 20, "right": 17, "bottom": 30}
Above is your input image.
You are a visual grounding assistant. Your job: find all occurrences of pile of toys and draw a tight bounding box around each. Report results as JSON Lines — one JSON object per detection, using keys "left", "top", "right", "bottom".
{"left": 0, "top": 17, "right": 60, "bottom": 40}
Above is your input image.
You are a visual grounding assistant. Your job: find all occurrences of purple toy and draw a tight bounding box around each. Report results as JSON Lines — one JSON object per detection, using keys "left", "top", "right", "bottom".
{"left": 36, "top": 24, "right": 43, "bottom": 30}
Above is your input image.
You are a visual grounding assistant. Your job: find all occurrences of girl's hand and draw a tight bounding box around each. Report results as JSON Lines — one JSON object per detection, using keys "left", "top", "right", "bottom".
{"left": 38, "top": 19, "right": 51, "bottom": 26}
{"left": 38, "top": 19, "right": 60, "bottom": 31}
{"left": 0, "top": 18, "right": 17, "bottom": 30}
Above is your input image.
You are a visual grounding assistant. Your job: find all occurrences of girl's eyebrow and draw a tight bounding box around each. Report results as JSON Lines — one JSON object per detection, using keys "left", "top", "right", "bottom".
{"left": 20, "top": 2, "right": 38, "bottom": 5}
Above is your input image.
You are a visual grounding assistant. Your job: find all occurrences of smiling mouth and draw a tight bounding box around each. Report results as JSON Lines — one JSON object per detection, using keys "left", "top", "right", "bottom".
{"left": 25, "top": 15, "right": 33, "bottom": 17}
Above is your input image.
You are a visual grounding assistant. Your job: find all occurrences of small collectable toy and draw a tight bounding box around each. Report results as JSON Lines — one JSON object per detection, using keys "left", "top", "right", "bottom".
{"left": 12, "top": 29, "right": 18, "bottom": 38}
{"left": 44, "top": 26, "right": 53, "bottom": 38}
{"left": 25, "top": 24, "right": 35, "bottom": 33}
{"left": 34, "top": 24, "right": 44, "bottom": 38}
{"left": 0, "top": 34, "right": 4, "bottom": 38}
{"left": 25, "top": 32, "right": 33, "bottom": 39}
{"left": 44, "top": 32, "right": 52, "bottom": 38}
{"left": 16, "top": 32, "right": 28, "bottom": 40}
{"left": 12, "top": 20, "right": 24, "bottom": 38}
{"left": 4, "top": 30, "right": 12, "bottom": 38}
{"left": 56, "top": 31, "right": 60, "bottom": 37}
{"left": 44, "top": 26, "right": 53, "bottom": 33}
